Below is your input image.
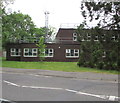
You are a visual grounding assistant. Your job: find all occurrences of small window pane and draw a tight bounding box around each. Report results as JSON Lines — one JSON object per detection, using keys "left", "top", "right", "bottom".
{"left": 75, "top": 53, "right": 78, "bottom": 56}
{"left": 33, "top": 53, "right": 37, "bottom": 56}
{"left": 11, "top": 52, "right": 14, "bottom": 55}
{"left": 66, "top": 49, "right": 70, "bottom": 53}
{"left": 25, "top": 53, "right": 28, "bottom": 56}
{"left": 24, "top": 49, "right": 27, "bottom": 51}
{"left": 75, "top": 49, "right": 78, "bottom": 52}
{"left": 33, "top": 49, "right": 37, "bottom": 52}
{"left": 49, "top": 53, "right": 52, "bottom": 56}
{"left": 66, "top": 53, "right": 70, "bottom": 56}
{"left": 49, "top": 49, "right": 53, "bottom": 52}
{"left": 11, "top": 48, "right": 15, "bottom": 52}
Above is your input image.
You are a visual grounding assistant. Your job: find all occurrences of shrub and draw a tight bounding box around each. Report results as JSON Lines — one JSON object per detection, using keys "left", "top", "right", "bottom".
{"left": 96, "top": 62, "right": 104, "bottom": 69}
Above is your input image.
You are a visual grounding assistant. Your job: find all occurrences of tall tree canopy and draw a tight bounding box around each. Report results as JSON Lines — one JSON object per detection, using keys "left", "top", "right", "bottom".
{"left": 1, "top": 0, "right": 14, "bottom": 8}
{"left": 81, "top": 1, "right": 120, "bottom": 29}
{"left": 2, "top": 12, "right": 36, "bottom": 47}
{"left": 1, "top": 0, "right": 14, "bottom": 14}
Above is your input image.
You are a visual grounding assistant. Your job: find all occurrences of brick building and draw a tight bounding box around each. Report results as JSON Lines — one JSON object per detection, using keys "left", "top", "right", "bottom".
{"left": 6, "top": 28, "right": 80, "bottom": 62}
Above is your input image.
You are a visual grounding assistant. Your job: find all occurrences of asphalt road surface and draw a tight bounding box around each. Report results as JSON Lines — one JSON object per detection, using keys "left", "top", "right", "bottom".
{"left": 1, "top": 72, "right": 119, "bottom": 101}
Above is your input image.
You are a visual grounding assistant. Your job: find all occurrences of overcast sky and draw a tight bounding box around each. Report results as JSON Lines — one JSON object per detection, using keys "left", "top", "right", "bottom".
{"left": 7, "top": 0, "right": 84, "bottom": 30}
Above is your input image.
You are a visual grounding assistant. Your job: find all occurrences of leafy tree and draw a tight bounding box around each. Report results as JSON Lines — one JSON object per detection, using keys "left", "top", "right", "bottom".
{"left": 81, "top": 2, "right": 120, "bottom": 29}
{"left": 77, "top": 2, "right": 120, "bottom": 71}
{"left": 77, "top": 26, "right": 119, "bottom": 71}
{"left": 36, "top": 37, "right": 46, "bottom": 61}
{"left": 1, "top": 0, "right": 14, "bottom": 8}
{"left": 2, "top": 12, "right": 36, "bottom": 48}
{"left": 33, "top": 27, "right": 46, "bottom": 38}
{"left": 47, "top": 26, "right": 56, "bottom": 37}
{"left": 1, "top": 0, "right": 15, "bottom": 16}
{"left": 1, "top": 0, "right": 15, "bottom": 51}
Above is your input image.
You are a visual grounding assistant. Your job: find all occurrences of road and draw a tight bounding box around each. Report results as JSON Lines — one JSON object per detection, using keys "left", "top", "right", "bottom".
{"left": 1, "top": 71, "right": 119, "bottom": 102}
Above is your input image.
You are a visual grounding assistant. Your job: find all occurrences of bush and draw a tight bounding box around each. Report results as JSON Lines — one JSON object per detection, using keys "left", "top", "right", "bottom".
{"left": 96, "top": 62, "right": 104, "bottom": 69}
{"left": 77, "top": 59, "right": 84, "bottom": 66}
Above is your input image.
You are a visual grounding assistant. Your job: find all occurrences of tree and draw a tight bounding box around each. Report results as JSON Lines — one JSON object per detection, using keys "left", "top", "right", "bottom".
{"left": 81, "top": 2, "right": 120, "bottom": 29}
{"left": 33, "top": 26, "right": 55, "bottom": 38}
{"left": 36, "top": 37, "right": 46, "bottom": 61}
{"left": 1, "top": 0, "right": 15, "bottom": 51}
{"left": 77, "top": 26, "right": 119, "bottom": 70}
{"left": 33, "top": 27, "right": 46, "bottom": 38}
{"left": 1, "top": 0, "right": 15, "bottom": 16}
{"left": 2, "top": 12, "right": 36, "bottom": 48}
{"left": 1, "top": 0, "right": 14, "bottom": 8}
{"left": 77, "top": 1, "right": 120, "bottom": 71}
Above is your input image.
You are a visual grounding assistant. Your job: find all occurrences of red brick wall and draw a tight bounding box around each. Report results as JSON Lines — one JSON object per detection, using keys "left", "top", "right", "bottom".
{"left": 45, "top": 43, "right": 80, "bottom": 62}
{"left": 6, "top": 43, "right": 80, "bottom": 62}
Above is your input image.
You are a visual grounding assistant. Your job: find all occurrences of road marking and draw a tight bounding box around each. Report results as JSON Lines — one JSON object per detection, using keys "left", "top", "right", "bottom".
{"left": 22, "top": 85, "right": 63, "bottom": 90}
{"left": 77, "top": 91, "right": 107, "bottom": 99}
{"left": 3, "top": 80, "right": 119, "bottom": 101}
{"left": 65, "top": 89, "right": 78, "bottom": 93}
{"left": 0, "top": 98, "right": 12, "bottom": 102}
{"left": 4, "top": 80, "right": 20, "bottom": 87}
{"left": 108, "top": 96, "right": 116, "bottom": 101}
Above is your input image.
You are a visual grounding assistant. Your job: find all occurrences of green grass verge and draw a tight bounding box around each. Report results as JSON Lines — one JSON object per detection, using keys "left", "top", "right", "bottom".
{"left": 2, "top": 59, "right": 120, "bottom": 74}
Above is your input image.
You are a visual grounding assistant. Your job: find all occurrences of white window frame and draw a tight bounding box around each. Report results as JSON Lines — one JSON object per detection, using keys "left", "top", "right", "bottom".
{"left": 66, "top": 49, "right": 79, "bottom": 58}
{"left": 87, "top": 33, "right": 91, "bottom": 41}
{"left": 24, "top": 48, "right": 38, "bottom": 57}
{"left": 111, "top": 35, "right": 116, "bottom": 41}
{"left": 81, "top": 38, "right": 85, "bottom": 41}
{"left": 10, "top": 48, "right": 21, "bottom": 56}
{"left": 43, "top": 48, "right": 54, "bottom": 57}
{"left": 73, "top": 33, "right": 77, "bottom": 41}
{"left": 101, "top": 34, "right": 106, "bottom": 41}
{"left": 102, "top": 51, "right": 106, "bottom": 58}
{"left": 94, "top": 35, "right": 99, "bottom": 41}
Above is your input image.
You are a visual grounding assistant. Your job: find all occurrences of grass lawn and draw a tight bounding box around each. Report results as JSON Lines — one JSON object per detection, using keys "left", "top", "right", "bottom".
{"left": 2, "top": 59, "right": 120, "bottom": 74}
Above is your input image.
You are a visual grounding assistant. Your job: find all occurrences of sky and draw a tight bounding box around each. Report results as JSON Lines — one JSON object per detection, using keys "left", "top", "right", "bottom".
{"left": 7, "top": 0, "right": 84, "bottom": 30}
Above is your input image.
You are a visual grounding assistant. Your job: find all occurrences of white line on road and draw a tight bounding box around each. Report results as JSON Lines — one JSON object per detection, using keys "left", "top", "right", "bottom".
{"left": 65, "top": 89, "right": 78, "bottom": 93}
{"left": 77, "top": 91, "right": 107, "bottom": 99}
{"left": 3, "top": 80, "right": 119, "bottom": 101}
{"left": 4, "top": 80, "right": 20, "bottom": 87}
{"left": 108, "top": 96, "right": 116, "bottom": 101}
{"left": 0, "top": 98, "right": 12, "bottom": 102}
{"left": 22, "top": 85, "right": 63, "bottom": 90}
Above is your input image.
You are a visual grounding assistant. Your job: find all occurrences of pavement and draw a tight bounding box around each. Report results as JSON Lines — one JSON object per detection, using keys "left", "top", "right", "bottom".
{"left": 1, "top": 67, "right": 119, "bottom": 82}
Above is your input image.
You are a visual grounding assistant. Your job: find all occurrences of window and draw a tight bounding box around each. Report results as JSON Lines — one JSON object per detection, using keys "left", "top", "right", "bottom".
{"left": 87, "top": 33, "right": 91, "bottom": 41}
{"left": 73, "top": 33, "right": 77, "bottom": 41}
{"left": 66, "top": 49, "right": 79, "bottom": 58}
{"left": 43, "top": 48, "right": 54, "bottom": 57}
{"left": 102, "top": 51, "right": 106, "bottom": 58}
{"left": 101, "top": 34, "right": 106, "bottom": 41}
{"left": 24, "top": 48, "right": 38, "bottom": 57}
{"left": 11, "top": 48, "right": 21, "bottom": 56}
{"left": 111, "top": 35, "right": 117, "bottom": 41}
{"left": 94, "top": 35, "right": 98, "bottom": 41}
